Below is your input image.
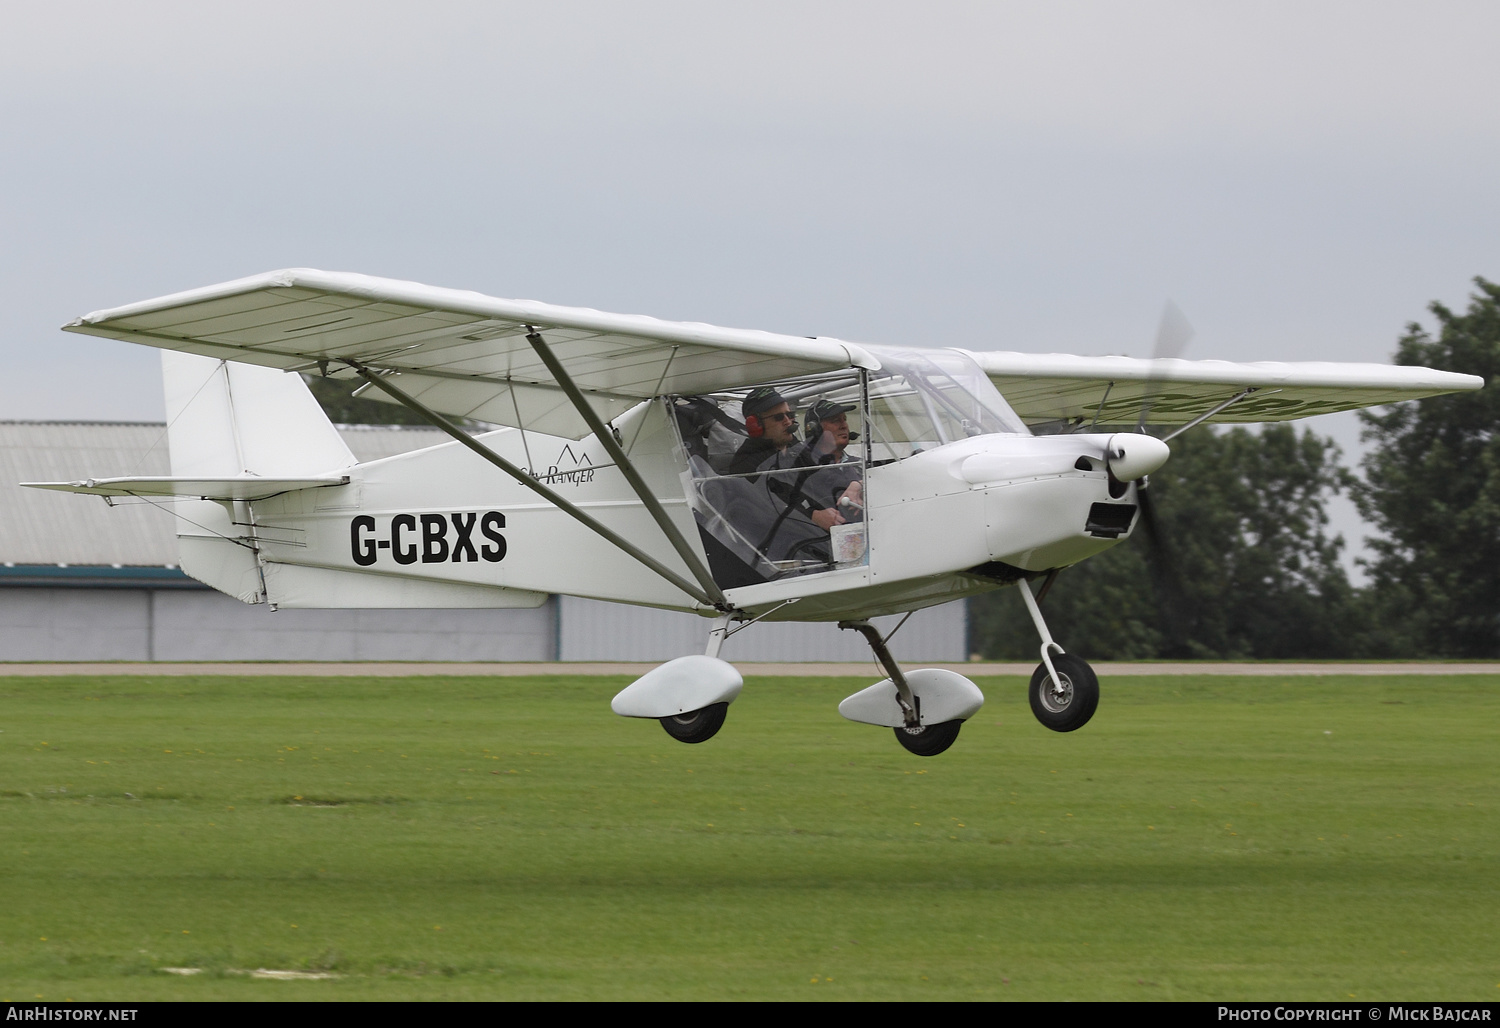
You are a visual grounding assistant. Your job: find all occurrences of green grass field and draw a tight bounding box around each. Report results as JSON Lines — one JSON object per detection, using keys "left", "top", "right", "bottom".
{"left": 1, "top": 672, "right": 1495, "bottom": 1001}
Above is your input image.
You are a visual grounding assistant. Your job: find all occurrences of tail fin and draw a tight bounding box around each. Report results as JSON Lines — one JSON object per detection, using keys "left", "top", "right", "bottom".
{"left": 164, "top": 352, "right": 355, "bottom": 602}
{"left": 163, "top": 352, "right": 354, "bottom": 477}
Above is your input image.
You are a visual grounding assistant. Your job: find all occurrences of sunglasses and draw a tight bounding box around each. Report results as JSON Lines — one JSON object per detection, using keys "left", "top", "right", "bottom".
{"left": 761, "top": 411, "right": 795, "bottom": 422}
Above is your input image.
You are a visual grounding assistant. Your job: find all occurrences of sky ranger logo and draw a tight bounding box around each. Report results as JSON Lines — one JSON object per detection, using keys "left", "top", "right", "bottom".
{"left": 528, "top": 445, "right": 597, "bottom": 487}
{"left": 350, "top": 512, "right": 506, "bottom": 567}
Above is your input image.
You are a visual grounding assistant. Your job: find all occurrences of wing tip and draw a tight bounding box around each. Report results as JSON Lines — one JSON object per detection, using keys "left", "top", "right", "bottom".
{"left": 64, "top": 268, "right": 322, "bottom": 328}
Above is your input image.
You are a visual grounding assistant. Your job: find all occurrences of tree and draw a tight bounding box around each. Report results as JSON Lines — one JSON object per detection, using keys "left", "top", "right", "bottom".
{"left": 969, "top": 424, "right": 1358, "bottom": 661}
{"left": 1353, "top": 278, "right": 1500, "bottom": 658}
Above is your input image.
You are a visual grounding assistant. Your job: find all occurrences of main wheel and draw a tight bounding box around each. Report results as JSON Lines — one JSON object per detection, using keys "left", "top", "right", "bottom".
{"left": 659, "top": 702, "right": 729, "bottom": 744}
{"left": 893, "top": 719, "right": 963, "bottom": 756}
{"left": 1028, "top": 654, "right": 1098, "bottom": 732}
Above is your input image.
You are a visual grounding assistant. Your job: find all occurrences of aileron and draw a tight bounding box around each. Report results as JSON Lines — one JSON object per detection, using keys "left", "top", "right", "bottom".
{"left": 24, "top": 475, "right": 350, "bottom": 501}
{"left": 964, "top": 350, "right": 1484, "bottom": 426}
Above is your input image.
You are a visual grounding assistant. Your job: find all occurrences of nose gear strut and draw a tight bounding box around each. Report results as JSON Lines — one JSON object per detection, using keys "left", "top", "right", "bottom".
{"left": 1017, "top": 577, "right": 1100, "bottom": 732}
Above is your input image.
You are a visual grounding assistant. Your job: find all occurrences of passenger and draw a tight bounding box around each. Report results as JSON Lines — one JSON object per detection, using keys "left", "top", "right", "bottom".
{"left": 801, "top": 398, "right": 857, "bottom": 461}
{"left": 790, "top": 399, "right": 864, "bottom": 518}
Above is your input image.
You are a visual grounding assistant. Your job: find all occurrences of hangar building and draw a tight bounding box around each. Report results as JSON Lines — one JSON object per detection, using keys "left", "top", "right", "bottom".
{"left": 0, "top": 421, "right": 968, "bottom": 663}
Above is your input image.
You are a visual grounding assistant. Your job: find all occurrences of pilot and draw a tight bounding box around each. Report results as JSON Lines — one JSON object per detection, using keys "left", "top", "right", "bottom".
{"left": 725, "top": 387, "right": 799, "bottom": 477}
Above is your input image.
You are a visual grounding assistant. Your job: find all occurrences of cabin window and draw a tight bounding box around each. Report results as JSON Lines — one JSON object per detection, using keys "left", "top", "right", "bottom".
{"left": 669, "top": 349, "right": 1024, "bottom": 591}
{"left": 670, "top": 372, "right": 868, "bottom": 589}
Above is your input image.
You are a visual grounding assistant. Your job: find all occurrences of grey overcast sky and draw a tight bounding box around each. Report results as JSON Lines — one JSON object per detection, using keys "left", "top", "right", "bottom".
{"left": 2, "top": 2, "right": 1497, "bottom": 566}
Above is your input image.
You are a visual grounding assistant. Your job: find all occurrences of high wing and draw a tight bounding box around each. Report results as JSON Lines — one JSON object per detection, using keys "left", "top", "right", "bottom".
{"left": 64, "top": 269, "right": 879, "bottom": 439}
{"left": 64, "top": 269, "right": 1482, "bottom": 437}
{"left": 963, "top": 351, "right": 1484, "bottom": 428}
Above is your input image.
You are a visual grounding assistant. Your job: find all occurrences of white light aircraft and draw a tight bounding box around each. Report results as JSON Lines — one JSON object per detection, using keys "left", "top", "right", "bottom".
{"left": 29, "top": 270, "right": 1483, "bottom": 755}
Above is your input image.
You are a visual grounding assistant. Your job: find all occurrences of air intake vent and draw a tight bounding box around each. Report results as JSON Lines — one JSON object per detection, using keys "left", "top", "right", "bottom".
{"left": 1085, "top": 502, "right": 1137, "bottom": 538}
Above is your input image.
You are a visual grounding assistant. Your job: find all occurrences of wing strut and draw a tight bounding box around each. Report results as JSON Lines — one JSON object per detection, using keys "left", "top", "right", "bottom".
{"left": 1159, "top": 387, "right": 1274, "bottom": 443}
{"left": 347, "top": 361, "right": 724, "bottom": 610}
{"left": 525, "top": 330, "right": 727, "bottom": 608}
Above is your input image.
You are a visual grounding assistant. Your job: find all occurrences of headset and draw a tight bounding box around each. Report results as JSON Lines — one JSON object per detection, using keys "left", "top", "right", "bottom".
{"left": 746, "top": 407, "right": 794, "bottom": 438}
{"left": 804, "top": 408, "right": 859, "bottom": 442}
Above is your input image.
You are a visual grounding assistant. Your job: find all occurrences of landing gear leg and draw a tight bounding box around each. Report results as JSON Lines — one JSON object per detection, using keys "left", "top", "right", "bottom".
{"left": 1017, "top": 579, "right": 1098, "bottom": 732}
{"left": 705, "top": 612, "right": 732, "bottom": 659}
{"left": 841, "top": 620, "right": 963, "bottom": 756}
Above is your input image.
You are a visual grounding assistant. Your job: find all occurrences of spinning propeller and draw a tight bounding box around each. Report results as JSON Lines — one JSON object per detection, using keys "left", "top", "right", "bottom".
{"left": 1089, "top": 300, "right": 1193, "bottom": 488}
{"left": 1134, "top": 299, "right": 1195, "bottom": 431}
{"left": 1126, "top": 300, "right": 1196, "bottom": 654}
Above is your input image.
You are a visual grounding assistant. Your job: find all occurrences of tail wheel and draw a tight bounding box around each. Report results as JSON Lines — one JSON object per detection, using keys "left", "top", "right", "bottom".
{"left": 1028, "top": 654, "right": 1099, "bottom": 732}
{"left": 893, "top": 719, "right": 963, "bottom": 756}
{"left": 659, "top": 702, "right": 728, "bottom": 744}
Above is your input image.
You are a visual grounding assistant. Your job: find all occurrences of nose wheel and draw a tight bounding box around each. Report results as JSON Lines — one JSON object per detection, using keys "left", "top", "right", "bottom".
{"left": 1017, "top": 577, "right": 1100, "bottom": 733}
{"left": 1027, "top": 654, "right": 1098, "bottom": 732}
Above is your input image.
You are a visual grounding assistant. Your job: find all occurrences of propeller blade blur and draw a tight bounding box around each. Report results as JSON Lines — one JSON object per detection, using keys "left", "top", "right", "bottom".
{"left": 1135, "top": 480, "right": 1191, "bottom": 656}
{"left": 1136, "top": 300, "right": 1197, "bottom": 431}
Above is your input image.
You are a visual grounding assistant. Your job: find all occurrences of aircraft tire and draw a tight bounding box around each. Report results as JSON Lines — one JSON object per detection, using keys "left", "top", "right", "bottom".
{"left": 1029, "top": 654, "right": 1099, "bottom": 732}
{"left": 659, "top": 702, "right": 729, "bottom": 744}
{"left": 893, "top": 719, "right": 963, "bottom": 756}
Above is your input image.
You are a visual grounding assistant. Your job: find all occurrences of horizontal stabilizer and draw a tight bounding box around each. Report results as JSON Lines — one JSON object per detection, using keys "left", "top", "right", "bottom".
{"left": 23, "top": 475, "right": 349, "bottom": 501}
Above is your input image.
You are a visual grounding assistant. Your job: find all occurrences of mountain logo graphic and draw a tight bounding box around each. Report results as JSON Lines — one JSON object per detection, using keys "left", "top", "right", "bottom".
{"left": 530, "top": 444, "right": 597, "bottom": 486}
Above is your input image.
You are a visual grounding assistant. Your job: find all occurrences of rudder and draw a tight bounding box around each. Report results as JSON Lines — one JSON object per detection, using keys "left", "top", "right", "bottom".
{"left": 163, "top": 353, "right": 355, "bottom": 602}
{"left": 163, "top": 352, "right": 354, "bottom": 477}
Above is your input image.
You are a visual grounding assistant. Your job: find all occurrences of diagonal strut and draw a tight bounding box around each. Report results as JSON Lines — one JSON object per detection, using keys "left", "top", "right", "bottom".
{"left": 347, "top": 361, "right": 721, "bottom": 609}
{"left": 525, "top": 329, "right": 726, "bottom": 607}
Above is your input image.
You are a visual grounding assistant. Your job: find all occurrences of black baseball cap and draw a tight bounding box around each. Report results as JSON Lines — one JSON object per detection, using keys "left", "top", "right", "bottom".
{"left": 742, "top": 387, "right": 787, "bottom": 418}
{"left": 806, "top": 399, "right": 855, "bottom": 421}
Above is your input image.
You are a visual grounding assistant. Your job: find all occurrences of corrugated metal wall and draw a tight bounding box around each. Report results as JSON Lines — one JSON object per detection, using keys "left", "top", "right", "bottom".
{"left": 0, "top": 590, "right": 966, "bottom": 663}
{"left": 0, "top": 422, "right": 176, "bottom": 565}
{"left": 149, "top": 592, "right": 558, "bottom": 661}
{"left": 0, "top": 589, "right": 557, "bottom": 661}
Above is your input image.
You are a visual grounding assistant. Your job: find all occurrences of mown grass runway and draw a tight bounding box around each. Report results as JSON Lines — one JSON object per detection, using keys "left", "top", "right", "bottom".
{"left": 1, "top": 672, "right": 1495, "bottom": 1000}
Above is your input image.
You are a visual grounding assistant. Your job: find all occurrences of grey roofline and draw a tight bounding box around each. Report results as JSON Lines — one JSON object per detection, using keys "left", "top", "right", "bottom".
{"left": 0, "top": 565, "right": 208, "bottom": 589}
